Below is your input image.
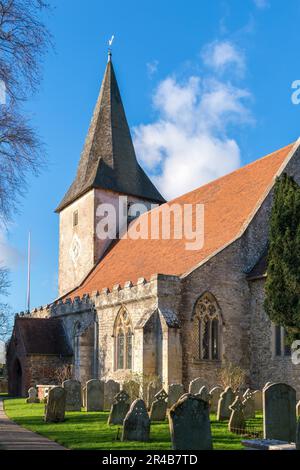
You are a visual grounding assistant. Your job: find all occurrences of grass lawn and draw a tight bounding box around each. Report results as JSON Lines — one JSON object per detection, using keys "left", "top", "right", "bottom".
{"left": 3, "top": 398, "right": 263, "bottom": 450}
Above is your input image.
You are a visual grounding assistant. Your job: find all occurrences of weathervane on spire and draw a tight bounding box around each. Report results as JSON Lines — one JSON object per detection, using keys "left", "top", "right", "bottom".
{"left": 108, "top": 35, "right": 114, "bottom": 62}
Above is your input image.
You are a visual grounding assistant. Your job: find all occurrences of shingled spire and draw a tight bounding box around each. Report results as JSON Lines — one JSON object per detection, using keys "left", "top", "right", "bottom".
{"left": 56, "top": 54, "right": 165, "bottom": 212}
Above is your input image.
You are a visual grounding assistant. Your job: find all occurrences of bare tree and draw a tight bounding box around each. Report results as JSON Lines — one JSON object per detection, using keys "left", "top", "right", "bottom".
{"left": 0, "top": 0, "right": 52, "bottom": 220}
{"left": 0, "top": 265, "right": 12, "bottom": 340}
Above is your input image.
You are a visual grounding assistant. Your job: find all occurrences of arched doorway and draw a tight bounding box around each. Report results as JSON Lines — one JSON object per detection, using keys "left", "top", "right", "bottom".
{"left": 11, "top": 358, "right": 22, "bottom": 396}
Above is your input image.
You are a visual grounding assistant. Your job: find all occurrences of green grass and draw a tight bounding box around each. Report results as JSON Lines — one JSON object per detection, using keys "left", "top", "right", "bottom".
{"left": 3, "top": 398, "right": 263, "bottom": 450}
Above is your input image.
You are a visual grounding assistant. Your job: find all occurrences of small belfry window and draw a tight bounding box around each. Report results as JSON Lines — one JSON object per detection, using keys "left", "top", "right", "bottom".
{"left": 192, "top": 293, "right": 221, "bottom": 361}
{"left": 114, "top": 308, "right": 133, "bottom": 370}
{"left": 73, "top": 210, "right": 78, "bottom": 227}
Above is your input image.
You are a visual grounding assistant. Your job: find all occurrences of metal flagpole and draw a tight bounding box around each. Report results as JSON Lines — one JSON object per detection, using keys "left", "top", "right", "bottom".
{"left": 26, "top": 231, "right": 31, "bottom": 314}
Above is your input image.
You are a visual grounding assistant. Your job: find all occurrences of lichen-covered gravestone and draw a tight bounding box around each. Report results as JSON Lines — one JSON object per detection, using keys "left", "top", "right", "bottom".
{"left": 122, "top": 399, "right": 150, "bottom": 442}
{"left": 228, "top": 396, "right": 245, "bottom": 433}
{"left": 168, "top": 394, "right": 213, "bottom": 450}
{"left": 150, "top": 389, "right": 168, "bottom": 421}
{"left": 168, "top": 384, "right": 184, "bottom": 408}
{"left": 104, "top": 380, "right": 120, "bottom": 410}
{"left": 63, "top": 379, "right": 81, "bottom": 411}
{"left": 210, "top": 386, "right": 222, "bottom": 413}
{"left": 86, "top": 379, "right": 104, "bottom": 412}
{"left": 188, "top": 377, "right": 202, "bottom": 395}
{"left": 44, "top": 386, "right": 66, "bottom": 423}
{"left": 26, "top": 387, "right": 39, "bottom": 403}
{"left": 243, "top": 389, "right": 255, "bottom": 419}
{"left": 217, "top": 386, "right": 235, "bottom": 421}
{"left": 108, "top": 390, "right": 130, "bottom": 425}
{"left": 263, "top": 383, "right": 297, "bottom": 442}
{"left": 253, "top": 390, "right": 262, "bottom": 412}
{"left": 146, "top": 381, "right": 161, "bottom": 409}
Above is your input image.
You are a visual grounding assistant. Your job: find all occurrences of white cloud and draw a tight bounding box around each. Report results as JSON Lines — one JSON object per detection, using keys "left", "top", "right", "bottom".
{"left": 253, "top": 0, "right": 269, "bottom": 9}
{"left": 0, "top": 225, "right": 23, "bottom": 269}
{"left": 201, "top": 41, "right": 245, "bottom": 76}
{"left": 134, "top": 50, "right": 253, "bottom": 200}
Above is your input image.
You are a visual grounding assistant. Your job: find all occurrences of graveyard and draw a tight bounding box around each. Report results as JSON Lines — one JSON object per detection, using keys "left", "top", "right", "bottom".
{"left": 3, "top": 397, "right": 263, "bottom": 450}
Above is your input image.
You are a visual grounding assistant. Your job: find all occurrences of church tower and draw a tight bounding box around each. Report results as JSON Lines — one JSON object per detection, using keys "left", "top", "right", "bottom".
{"left": 56, "top": 53, "right": 165, "bottom": 296}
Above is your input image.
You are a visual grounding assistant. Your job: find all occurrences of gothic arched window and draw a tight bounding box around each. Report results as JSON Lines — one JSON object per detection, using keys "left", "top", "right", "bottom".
{"left": 192, "top": 293, "right": 221, "bottom": 361}
{"left": 114, "top": 308, "right": 133, "bottom": 370}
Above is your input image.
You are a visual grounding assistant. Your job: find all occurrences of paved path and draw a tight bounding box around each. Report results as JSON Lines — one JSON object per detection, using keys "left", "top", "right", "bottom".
{"left": 0, "top": 398, "right": 66, "bottom": 450}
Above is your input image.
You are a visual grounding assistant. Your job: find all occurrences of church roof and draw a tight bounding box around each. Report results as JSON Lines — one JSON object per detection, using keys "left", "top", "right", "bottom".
{"left": 15, "top": 317, "right": 73, "bottom": 356}
{"left": 63, "top": 140, "right": 299, "bottom": 299}
{"left": 55, "top": 56, "right": 165, "bottom": 212}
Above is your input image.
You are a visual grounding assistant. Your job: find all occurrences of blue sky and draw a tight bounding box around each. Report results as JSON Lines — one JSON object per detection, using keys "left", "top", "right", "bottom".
{"left": 1, "top": 0, "right": 300, "bottom": 314}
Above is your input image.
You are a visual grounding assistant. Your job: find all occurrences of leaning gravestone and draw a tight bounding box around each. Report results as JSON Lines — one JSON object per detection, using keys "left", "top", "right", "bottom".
{"left": 168, "top": 394, "right": 213, "bottom": 450}
{"left": 86, "top": 379, "right": 104, "bottom": 412}
{"left": 104, "top": 380, "right": 120, "bottom": 411}
{"left": 228, "top": 396, "right": 246, "bottom": 433}
{"left": 253, "top": 390, "right": 262, "bottom": 412}
{"left": 150, "top": 389, "right": 168, "bottom": 421}
{"left": 217, "top": 386, "right": 235, "bottom": 421}
{"left": 168, "top": 384, "right": 184, "bottom": 408}
{"left": 108, "top": 390, "right": 130, "bottom": 425}
{"left": 44, "top": 386, "right": 66, "bottom": 423}
{"left": 243, "top": 389, "right": 255, "bottom": 419}
{"left": 188, "top": 377, "right": 202, "bottom": 395}
{"left": 146, "top": 381, "right": 161, "bottom": 409}
{"left": 63, "top": 379, "right": 81, "bottom": 411}
{"left": 263, "top": 383, "right": 297, "bottom": 442}
{"left": 122, "top": 399, "right": 150, "bottom": 442}
{"left": 26, "top": 387, "right": 39, "bottom": 404}
{"left": 210, "top": 386, "right": 223, "bottom": 413}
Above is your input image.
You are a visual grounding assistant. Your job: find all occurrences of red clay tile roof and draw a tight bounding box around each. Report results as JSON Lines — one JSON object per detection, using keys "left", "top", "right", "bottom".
{"left": 16, "top": 317, "right": 73, "bottom": 356}
{"left": 65, "top": 141, "right": 297, "bottom": 299}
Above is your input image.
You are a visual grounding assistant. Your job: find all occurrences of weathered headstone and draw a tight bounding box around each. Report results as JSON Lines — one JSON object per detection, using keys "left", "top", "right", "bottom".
{"left": 104, "top": 380, "right": 120, "bottom": 410}
{"left": 263, "top": 382, "right": 272, "bottom": 391}
{"left": 228, "top": 396, "right": 245, "bottom": 433}
{"left": 122, "top": 399, "right": 150, "bottom": 442}
{"left": 146, "top": 381, "right": 161, "bottom": 409}
{"left": 168, "top": 394, "right": 213, "bottom": 450}
{"left": 108, "top": 390, "right": 130, "bottom": 425}
{"left": 86, "top": 379, "right": 104, "bottom": 412}
{"left": 253, "top": 390, "right": 262, "bottom": 412}
{"left": 168, "top": 384, "right": 184, "bottom": 408}
{"left": 188, "top": 377, "right": 202, "bottom": 395}
{"left": 44, "top": 386, "right": 66, "bottom": 423}
{"left": 263, "top": 383, "right": 296, "bottom": 442}
{"left": 217, "top": 386, "right": 235, "bottom": 421}
{"left": 243, "top": 389, "right": 255, "bottom": 419}
{"left": 63, "top": 379, "right": 81, "bottom": 411}
{"left": 26, "top": 387, "right": 39, "bottom": 403}
{"left": 210, "top": 386, "right": 222, "bottom": 413}
{"left": 197, "top": 385, "right": 211, "bottom": 403}
{"left": 150, "top": 389, "right": 168, "bottom": 421}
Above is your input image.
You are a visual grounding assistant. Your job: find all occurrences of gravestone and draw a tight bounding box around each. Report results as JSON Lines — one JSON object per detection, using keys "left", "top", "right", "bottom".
{"left": 44, "top": 386, "right": 66, "bottom": 423}
{"left": 263, "top": 382, "right": 272, "bottom": 391}
{"left": 26, "top": 387, "right": 39, "bottom": 403}
{"left": 122, "top": 399, "right": 150, "bottom": 442}
{"left": 104, "top": 380, "right": 120, "bottom": 410}
{"left": 253, "top": 390, "right": 262, "bottom": 412}
{"left": 188, "top": 377, "right": 202, "bottom": 395}
{"left": 217, "top": 387, "right": 235, "bottom": 421}
{"left": 168, "top": 394, "right": 213, "bottom": 450}
{"left": 197, "top": 386, "right": 211, "bottom": 403}
{"left": 108, "top": 390, "right": 130, "bottom": 425}
{"left": 168, "top": 384, "right": 184, "bottom": 408}
{"left": 146, "top": 381, "right": 161, "bottom": 409}
{"left": 63, "top": 379, "right": 81, "bottom": 411}
{"left": 243, "top": 389, "right": 255, "bottom": 419}
{"left": 263, "top": 383, "right": 296, "bottom": 442}
{"left": 210, "top": 386, "right": 222, "bottom": 413}
{"left": 296, "top": 400, "right": 300, "bottom": 417}
{"left": 296, "top": 417, "right": 300, "bottom": 450}
{"left": 86, "top": 379, "right": 104, "bottom": 411}
{"left": 228, "top": 396, "right": 246, "bottom": 433}
{"left": 150, "top": 389, "right": 168, "bottom": 421}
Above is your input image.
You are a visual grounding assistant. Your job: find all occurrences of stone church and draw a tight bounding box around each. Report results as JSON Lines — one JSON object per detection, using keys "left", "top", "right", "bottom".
{"left": 7, "top": 53, "right": 300, "bottom": 397}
